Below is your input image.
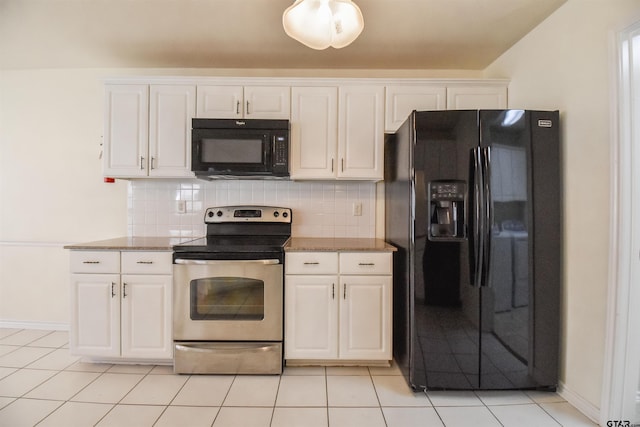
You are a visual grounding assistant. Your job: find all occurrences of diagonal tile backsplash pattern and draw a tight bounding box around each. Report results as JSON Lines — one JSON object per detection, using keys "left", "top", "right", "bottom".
{"left": 128, "top": 180, "right": 377, "bottom": 239}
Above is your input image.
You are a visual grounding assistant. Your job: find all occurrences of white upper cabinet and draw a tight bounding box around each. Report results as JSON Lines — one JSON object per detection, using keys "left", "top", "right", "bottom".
{"left": 196, "top": 85, "right": 290, "bottom": 119}
{"left": 196, "top": 85, "right": 242, "bottom": 118}
{"left": 337, "top": 85, "right": 385, "bottom": 180}
{"left": 290, "top": 86, "right": 338, "bottom": 180}
{"left": 291, "top": 85, "right": 384, "bottom": 181}
{"left": 446, "top": 85, "right": 507, "bottom": 109}
{"left": 103, "top": 84, "right": 195, "bottom": 178}
{"left": 103, "top": 84, "right": 149, "bottom": 177}
{"left": 149, "top": 85, "right": 196, "bottom": 177}
{"left": 104, "top": 78, "right": 507, "bottom": 181}
{"left": 385, "top": 85, "right": 446, "bottom": 132}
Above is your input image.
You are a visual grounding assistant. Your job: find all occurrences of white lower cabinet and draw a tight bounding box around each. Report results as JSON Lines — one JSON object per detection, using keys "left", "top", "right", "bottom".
{"left": 285, "top": 251, "right": 392, "bottom": 363}
{"left": 339, "top": 275, "right": 392, "bottom": 360}
{"left": 285, "top": 275, "right": 339, "bottom": 359}
{"left": 70, "top": 273, "right": 120, "bottom": 358}
{"left": 69, "top": 250, "right": 173, "bottom": 362}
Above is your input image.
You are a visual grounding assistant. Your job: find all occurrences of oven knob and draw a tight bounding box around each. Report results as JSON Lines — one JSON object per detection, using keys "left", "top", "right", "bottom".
{"left": 273, "top": 211, "right": 280, "bottom": 218}
{"left": 207, "top": 211, "right": 214, "bottom": 218}
{"left": 282, "top": 211, "right": 288, "bottom": 218}
{"left": 216, "top": 211, "right": 223, "bottom": 217}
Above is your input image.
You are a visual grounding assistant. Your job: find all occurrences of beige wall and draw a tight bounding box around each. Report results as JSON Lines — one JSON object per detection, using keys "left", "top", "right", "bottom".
{"left": 0, "top": 69, "right": 128, "bottom": 324}
{"left": 484, "top": 0, "right": 640, "bottom": 413}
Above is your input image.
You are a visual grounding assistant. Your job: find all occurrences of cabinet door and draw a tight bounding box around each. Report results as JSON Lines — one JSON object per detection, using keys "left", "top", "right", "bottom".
{"left": 70, "top": 274, "right": 120, "bottom": 357}
{"left": 103, "top": 84, "right": 149, "bottom": 177}
{"left": 196, "top": 85, "right": 243, "bottom": 118}
{"left": 120, "top": 275, "right": 173, "bottom": 360}
{"left": 338, "top": 86, "right": 385, "bottom": 180}
{"left": 339, "top": 275, "right": 392, "bottom": 360}
{"left": 290, "top": 87, "right": 338, "bottom": 180}
{"left": 285, "top": 275, "right": 338, "bottom": 360}
{"left": 244, "top": 86, "right": 291, "bottom": 119}
{"left": 148, "top": 85, "right": 196, "bottom": 178}
{"left": 446, "top": 85, "right": 507, "bottom": 109}
{"left": 385, "top": 85, "right": 446, "bottom": 132}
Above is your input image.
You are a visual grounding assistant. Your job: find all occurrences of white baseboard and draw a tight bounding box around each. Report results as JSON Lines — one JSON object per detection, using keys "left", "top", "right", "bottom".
{"left": 0, "top": 320, "right": 69, "bottom": 331}
{"left": 558, "top": 380, "right": 600, "bottom": 424}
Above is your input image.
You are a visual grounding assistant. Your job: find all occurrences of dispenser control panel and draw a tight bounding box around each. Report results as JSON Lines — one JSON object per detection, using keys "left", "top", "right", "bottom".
{"left": 430, "top": 182, "right": 466, "bottom": 201}
{"left": 428, "top": 180, "right": 467, "bottom": 241}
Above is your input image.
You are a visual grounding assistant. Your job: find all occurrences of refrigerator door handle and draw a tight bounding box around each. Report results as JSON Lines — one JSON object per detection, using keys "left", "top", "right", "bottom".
{"left": 480, "top": 146, "right": 493, "bottom": 288}
{"left": 470, "top": 147, "right": 484, "bottom": 287}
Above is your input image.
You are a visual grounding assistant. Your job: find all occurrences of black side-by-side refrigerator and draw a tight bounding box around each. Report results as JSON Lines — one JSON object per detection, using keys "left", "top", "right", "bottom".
{"left": 385, "top": 110, "right": 560, "bottom": 390}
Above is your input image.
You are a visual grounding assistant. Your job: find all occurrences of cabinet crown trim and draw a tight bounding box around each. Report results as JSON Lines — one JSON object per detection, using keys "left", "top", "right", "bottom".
{"left": 104, "top": 76, "right": 509, "bottom": 87}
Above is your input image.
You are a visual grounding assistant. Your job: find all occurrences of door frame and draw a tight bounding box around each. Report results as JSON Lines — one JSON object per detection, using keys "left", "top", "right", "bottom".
{"left": 601, "top": 19, "right": 640, "bottom": 424}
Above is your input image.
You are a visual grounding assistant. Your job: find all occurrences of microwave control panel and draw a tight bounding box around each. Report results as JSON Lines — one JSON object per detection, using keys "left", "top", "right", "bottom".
{"left": 272, "top": 135, "right": 289, "bottom": 172}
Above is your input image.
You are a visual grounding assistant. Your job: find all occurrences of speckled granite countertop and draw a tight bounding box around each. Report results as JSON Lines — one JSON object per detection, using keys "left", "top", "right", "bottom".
{"left": 66, "top": 236, "right": 397, "bottom": 252}
{"left": 285, "top": 237, "right": 396, "bottom": 252}
{"left": 64, "top": 236, "right": 192, "bottom": 251}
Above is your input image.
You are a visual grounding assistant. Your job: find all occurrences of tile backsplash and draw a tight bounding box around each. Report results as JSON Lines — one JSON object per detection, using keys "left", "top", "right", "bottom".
{"left": 128, "top": 180, "right": 377, "bottom": 239}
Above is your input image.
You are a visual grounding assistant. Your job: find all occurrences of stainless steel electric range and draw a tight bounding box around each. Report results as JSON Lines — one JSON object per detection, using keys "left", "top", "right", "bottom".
{"left": 172, "top": 205, "right": 291, "bottom": 375}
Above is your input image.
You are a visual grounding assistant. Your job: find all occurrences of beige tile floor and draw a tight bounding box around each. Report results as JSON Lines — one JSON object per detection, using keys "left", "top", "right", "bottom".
{"left": 0, "top": 328, "right": 597, "bottom": 427}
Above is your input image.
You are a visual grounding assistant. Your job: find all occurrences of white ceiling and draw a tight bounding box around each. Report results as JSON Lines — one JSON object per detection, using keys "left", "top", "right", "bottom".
{"left": 0, "top": 0, "right": 566, "bottom": 70}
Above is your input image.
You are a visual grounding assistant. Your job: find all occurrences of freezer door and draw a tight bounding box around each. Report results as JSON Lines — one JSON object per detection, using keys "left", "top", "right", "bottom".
{"left": 411, "top": 110, "right": 481, "bottom": 390}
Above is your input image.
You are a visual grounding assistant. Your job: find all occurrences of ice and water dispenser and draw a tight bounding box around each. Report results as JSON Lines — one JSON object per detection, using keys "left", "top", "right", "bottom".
{"left": 428, "top": 180, "right": 466, "bottom": 240}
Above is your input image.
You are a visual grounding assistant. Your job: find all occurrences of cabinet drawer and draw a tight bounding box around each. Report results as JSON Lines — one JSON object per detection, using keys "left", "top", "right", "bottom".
{"left": 286, "top": 252, "right": 339, "bottom": 274}
{"left": 70, "top": 251, "right": 120, "bottom": 274}
{"left": 121, "top": 251, "right": 172, "bottom": 275}
{"left": 339, "top": 252, "right": 392, "bottom": 275}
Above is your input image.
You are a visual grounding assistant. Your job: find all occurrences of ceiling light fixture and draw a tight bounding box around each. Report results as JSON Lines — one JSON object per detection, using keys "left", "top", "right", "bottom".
{"left": 282, "top": 0, "right": 364, "bottom": 50}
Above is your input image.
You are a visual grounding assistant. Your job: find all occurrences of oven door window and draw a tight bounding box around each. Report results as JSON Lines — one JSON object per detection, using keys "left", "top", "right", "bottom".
{"left": 190, "top": 276, "right": 264, "bottom": 320}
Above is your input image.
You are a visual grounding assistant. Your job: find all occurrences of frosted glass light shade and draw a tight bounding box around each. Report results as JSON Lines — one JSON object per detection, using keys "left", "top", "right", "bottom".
{"left": 282, "top": 0, "right": 364, "bottom": 50}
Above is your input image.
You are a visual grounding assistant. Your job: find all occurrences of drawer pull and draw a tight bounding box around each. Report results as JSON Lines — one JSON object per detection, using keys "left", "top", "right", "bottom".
{"left": 358, "top": 263, "right": 375, "bottom": 266}
{"left": 111, "top": 283, "right": 116, "bottom": 298}
{"left": 332, "top": 283, "right": 335, "bottom": 299}
{"left": 82, "top": 261, "right": 100, "bottom": 264}
{"left": 136, "top": 261, "right": 154, "bottom": 264}
{"left": 123, "top": 283, "right": 128, "bottom": 298}
{"left": 303, "top": 262, "right": 320, "bottom": 265}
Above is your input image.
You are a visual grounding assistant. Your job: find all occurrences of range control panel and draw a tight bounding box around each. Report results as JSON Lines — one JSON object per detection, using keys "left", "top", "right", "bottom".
{"left": 204, "top": 206, "right": 292, "bottom": 224}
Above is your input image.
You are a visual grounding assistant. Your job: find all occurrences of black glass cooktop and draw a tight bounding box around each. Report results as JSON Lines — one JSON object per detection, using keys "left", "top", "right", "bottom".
{"left": 174, "top": 235, "right": 290, "bottom": 253}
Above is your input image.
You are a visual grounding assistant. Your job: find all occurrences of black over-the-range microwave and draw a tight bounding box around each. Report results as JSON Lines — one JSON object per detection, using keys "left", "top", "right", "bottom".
{"left": 191, "top": 118, "right": 290, "bottom": 179}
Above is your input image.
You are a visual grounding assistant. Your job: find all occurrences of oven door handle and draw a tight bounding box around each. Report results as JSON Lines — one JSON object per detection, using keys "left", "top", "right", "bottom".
{"left": 174, "top": 258, "right": 281, "bottom": 265}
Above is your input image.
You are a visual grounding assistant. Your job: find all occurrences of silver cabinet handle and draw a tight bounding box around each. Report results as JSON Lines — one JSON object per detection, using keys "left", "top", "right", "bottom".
{"left": 343, "top": 284, "right": 347, "bottom": 299}
{"left": 358, "top": 263, "right": 375, "bottom": 266}
{"left": 140, "top": 156, "right": 145, "bottom": 170}
{"left": 137, "top": 261, "right": 154, "bottom": 264}
{"left": 246, "top": 100, "right": 250, "bottom": 115}
{"left": 303, "top": 262, "right": 320, "bottom": 265}
{"left": 111, "top": 283, "right": 116, "bottom": 298}
{"left": 332, "top": 283, "right": 335, "bottom": 299}
{"left": 236, "top": 100, "right": 240, "bottom": 114}
{"left": 150, "top": 157, "right": 155, "bottom": 170}
{"left": 122, "top": 283, "right": 127, "bottom": 298}
{"left": 175, "top": 259, "right": 281, "bottom": 265}
{"left": 341, "top": 158, "right": 344, "bottom": 172}
{"left": 82, "top": 261, "right": 100, "bottom": 264}
{"left": 331, "top": 158, "right": 334, "bottom": 172}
